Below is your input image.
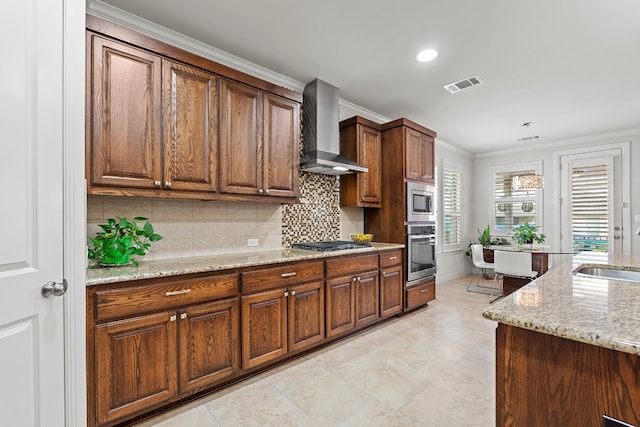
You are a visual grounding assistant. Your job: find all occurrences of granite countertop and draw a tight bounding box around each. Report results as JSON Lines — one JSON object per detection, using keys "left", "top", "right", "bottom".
{"left": 482, "top": 252, "right": 640, "bottom": 355}
{"left": 86, "top": 242, "right": 404, "bottom": 286}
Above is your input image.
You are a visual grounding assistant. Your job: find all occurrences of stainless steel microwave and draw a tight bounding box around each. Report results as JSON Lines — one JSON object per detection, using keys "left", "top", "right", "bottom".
{"left": 406, "top": 181, "right": 435, "bottom": 222}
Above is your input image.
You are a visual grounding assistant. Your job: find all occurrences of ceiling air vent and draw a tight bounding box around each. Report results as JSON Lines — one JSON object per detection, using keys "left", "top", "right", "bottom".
{"left": 444, "top": 75, "right": 482, "bottom": 94}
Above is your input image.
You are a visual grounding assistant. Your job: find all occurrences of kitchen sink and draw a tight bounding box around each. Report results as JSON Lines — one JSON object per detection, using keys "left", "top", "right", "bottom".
{"left": 573, "top": 265, "right": 640, "bottom": 282}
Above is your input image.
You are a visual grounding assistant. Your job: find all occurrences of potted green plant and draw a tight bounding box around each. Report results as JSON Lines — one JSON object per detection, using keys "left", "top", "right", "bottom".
{"left": 512, "top": 222, "right": 545, "bottom": 247}
{"left": 88, "top": 216, "right": 163, "bottom": 267}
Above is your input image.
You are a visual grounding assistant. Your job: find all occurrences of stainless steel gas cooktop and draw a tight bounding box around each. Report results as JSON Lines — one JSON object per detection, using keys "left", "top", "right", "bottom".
{"left": 291, "top": 240, "right": 370, "bottom": 252}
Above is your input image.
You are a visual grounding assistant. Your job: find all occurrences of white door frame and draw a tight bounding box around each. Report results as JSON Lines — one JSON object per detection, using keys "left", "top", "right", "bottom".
{"left": 64, "top": 0, "right": 87, "bottom": 425}
{"left": 553, "top": 142, "right": 631, "bottom": 254}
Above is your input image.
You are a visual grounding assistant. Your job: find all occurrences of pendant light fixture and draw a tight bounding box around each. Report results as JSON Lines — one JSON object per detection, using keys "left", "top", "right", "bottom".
{"left": 511, "top": 122, "right": 543, "bottom": 191}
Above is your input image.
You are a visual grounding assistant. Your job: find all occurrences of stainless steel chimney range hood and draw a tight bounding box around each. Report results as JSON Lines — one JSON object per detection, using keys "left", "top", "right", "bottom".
{"left": 300, "top": 79, "right": 368, "bottom": 175}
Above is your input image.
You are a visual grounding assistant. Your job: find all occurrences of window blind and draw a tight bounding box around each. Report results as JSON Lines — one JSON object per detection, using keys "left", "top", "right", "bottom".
{"left": 493, "top": 170, "right": 538, "bottom": 231}
{"left": 571, "top": 164, "right": 608, "bottom": 252}
{"left": 443, "top": 167, "right": 461, "bottom": 246}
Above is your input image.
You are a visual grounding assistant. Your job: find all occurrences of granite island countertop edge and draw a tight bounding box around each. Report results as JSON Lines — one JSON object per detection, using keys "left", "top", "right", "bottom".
{"left": 482, "top": 252, "right": 640, "bottom": 356}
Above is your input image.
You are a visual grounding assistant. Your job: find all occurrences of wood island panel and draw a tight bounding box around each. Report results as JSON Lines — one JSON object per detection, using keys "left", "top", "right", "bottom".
{"left": 496, "top": 323, "right": 640, "bottom": 427}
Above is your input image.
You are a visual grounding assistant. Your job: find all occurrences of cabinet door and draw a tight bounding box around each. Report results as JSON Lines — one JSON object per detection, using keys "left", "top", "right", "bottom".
{"left": 358, "top": 125, "right": 382, "bottom": 205}
{"left": 405, "top": 127, "right": 425, "bottom": 181}
{"left": 88, "top": 35, "right": 162, "bottom": 190}
{"left": 355, "top": 270, "right": 379, "bottom": 327}
{"left": 380, "top": 265, "right": 403, "bottom": 317}
{"left": 325, "top": 275, "right": 356, "bottom": 338}
{"left": 421, "top": 133, "right": 434, "bottom": 182}
{"left": 219, "top": 79, "right": 262, "bottom": 195}
{"left": 95, "top": 312, "right": 177, "bottom": 425}
{"left": 288, "top": 280, "right": 325, "bottom": 352}
{"left": 178, "top": 298, "right": 239, "bottom": 394}
{"left": 241, "top": 288, "right": 288, "bottom": 369}
{"left": 263, "top": 93, "right": 300, "bottom": 198}
{"left": 163, "top": 60, "right": 218, "bottom": 192}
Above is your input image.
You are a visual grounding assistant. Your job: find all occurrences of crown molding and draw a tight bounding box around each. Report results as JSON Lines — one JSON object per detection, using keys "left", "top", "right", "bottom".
{"left": 436, "top": 138, "right": 472, "bottom": 157}
{"left": 86, "top": 0, "right": 305, "bottom": 92}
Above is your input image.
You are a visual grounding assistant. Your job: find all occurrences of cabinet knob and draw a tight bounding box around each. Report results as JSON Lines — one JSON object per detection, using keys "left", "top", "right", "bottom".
{"left": 290, "top": 290, "right": 296, "bottom": 296}
{"left": 154, "top": 180, "right": 161, "bottom": 187}
{"left": 170, "top": 315, "right": 177, "bottom": 322}
{"left": 258, "top": 189, "right": 263, "bottom": 194}
{"left": 284, "top": 291, "right": 289, "bottom": 297}
{"left": 180, "top": 313, "right": 187, "bottom": 320}
{"left": 165, "top": 181, "right": 172, "bottom": 188}
{"left": 265, "top": 189, "right": 270, "bottom": 193}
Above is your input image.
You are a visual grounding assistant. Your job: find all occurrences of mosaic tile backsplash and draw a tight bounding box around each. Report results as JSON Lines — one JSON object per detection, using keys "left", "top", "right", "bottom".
{"left": 281, "top": 172, "right": 341, "bottom": 246}
{"left": 87, "top": 173, "right": 362, "bottom": 260}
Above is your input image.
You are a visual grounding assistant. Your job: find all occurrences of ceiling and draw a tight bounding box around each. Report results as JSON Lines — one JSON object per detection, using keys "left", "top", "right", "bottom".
{"left": 90, "top": 0, "right": 640, "bottom": 154}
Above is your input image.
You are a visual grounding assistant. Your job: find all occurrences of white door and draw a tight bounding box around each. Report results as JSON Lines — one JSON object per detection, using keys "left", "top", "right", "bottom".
{"left": 560, "top": 146, "right": 626, "bottom": 254}
{"left": 0, "top": 0, "right": 66, "bottom": 425}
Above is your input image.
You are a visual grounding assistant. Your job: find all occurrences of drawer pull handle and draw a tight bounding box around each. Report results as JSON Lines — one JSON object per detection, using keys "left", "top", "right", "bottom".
{"left": 388, "top": 256, "right": 398, "bottom": 260}
{"left": 420, "top": 289, "right": 428, "bottom": 293}
{"left": 382, "top": 272, "right": 397, "bottom": 278}
{"left": 166, "top": 289, "right": 191, "bottom": 296}
{"left": 281, "top": 272, "right": 297, "bottom": 278}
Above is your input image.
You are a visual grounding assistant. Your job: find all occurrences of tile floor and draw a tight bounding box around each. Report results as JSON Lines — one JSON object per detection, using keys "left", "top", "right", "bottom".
{"left": 137, "top": 275, "right": 497, "bottom": 427}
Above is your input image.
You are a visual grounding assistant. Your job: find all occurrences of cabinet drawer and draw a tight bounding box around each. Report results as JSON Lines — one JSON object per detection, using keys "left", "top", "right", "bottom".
{"left": 406, "top": 279, "right": 435, "bottom": 310}
{"left": 326, "top": 254, "right": 378, "bottom": 278}
{"left": 242, "top": 260, "right": 324, "bottom": 294}
{"left": 379, "top": 250, "right": 402, "bottom": 268}
{"left": 95, "top": 272, "right": 239, "bottom": 321}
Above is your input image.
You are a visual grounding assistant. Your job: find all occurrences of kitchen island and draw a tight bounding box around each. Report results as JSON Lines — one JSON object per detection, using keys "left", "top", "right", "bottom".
{"left": 482, "top": 252, "right": 640, "bottom": 427}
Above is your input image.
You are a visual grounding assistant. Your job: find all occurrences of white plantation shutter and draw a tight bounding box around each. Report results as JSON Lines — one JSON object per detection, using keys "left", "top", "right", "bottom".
{"left": 491, "top": 163, "right": 542, "bottom": 235}
{"left": 443, "top": 166, "right": 461, "bottom": 249}
{"left": 571, "top": 163, "right": 609, "bottom": 252}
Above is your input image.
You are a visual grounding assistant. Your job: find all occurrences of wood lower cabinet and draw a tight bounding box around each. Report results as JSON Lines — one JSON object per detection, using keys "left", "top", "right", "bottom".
{"left": 379, "top": 250, "right": 403, "bottom": 317}
{"left": 87, "top": 272, "right": 239, "bottom": 427}
{"left": 86, "top": 249, "right": 416, "bottom": 426}
{"left": 240, "top": 261, "right": 324, "bottom": 370}
{"left": 406, "top": 278, "right": 436, "bottom": 310}
{"left": 325, "top": 254, "right": 379, "bottom": 338}
{"left": 178, "top": 299, "right": 239, "bottom": 394}
{"left": 339, "top": 116, "right": 382, "bottom": 208}
{"left": 95, "top": 311, "right": 178, "bottom": 426}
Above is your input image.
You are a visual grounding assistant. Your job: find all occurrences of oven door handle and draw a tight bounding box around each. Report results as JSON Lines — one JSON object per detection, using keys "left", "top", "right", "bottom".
{"left": 408, "top": 234, "right": 435, "bottom": 240}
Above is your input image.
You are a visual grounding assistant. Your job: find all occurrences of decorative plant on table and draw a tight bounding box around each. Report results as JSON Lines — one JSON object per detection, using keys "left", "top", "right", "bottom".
{"left": 465, "top": 225, "right": 510, "bottom": 257}
{"left": 512, "top": 222, "right": 545, "bottom": 247}
{"left": 88, "top": 217, "right": 163, "bottom": 267}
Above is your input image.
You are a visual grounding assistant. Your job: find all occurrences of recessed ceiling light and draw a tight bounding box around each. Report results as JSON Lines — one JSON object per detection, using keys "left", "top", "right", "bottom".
{"left": 417, "top": 49, "right": 438, "bottom": 62}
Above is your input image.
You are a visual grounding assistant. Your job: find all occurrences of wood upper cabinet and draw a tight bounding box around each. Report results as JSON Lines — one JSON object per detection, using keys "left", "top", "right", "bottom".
{"left": 380, "top": 118, "right": 436, "bottom": 184}
{"left": 263, "top": 93, "right": 300, "bottom": 198}
{"left": 86, "top": 17, "right": 301, "bottom": 202}
{"left": 162, "top": 60, "right": 218, "bottom": 192}
{"left": 339, "top": 116, "right": 382, "bottom": 208}
{"left": 87, "top": 34, "right": 162, "bottom": 190}
{"left": 219, "top": 79, "right": 262, "bottom": 195}
{"left": 220, "top": 80, "right": 300, "bottom": 198}
{"left": 95, "top": 311, "right": 178, "bottom": 425}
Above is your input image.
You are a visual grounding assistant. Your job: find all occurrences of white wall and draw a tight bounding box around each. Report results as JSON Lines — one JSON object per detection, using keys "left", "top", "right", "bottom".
{"left": 435, "top": 140, "right": 474, "bottom": 282}
{"left": 472, "top": 131, "right": 640, "bottom": 258}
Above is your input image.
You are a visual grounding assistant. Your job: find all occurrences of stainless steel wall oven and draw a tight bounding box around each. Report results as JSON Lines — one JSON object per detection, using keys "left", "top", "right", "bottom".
{"left": 406, "top": 224, "right": 436, "bottom": 283}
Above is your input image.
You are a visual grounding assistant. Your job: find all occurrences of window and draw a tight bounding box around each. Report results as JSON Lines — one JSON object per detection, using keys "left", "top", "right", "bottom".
{"left": 443, "top": 163, "right": 461, "bottom": 251}
{"left": 491, "top": 162, "right": 542, "bottom": 236}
